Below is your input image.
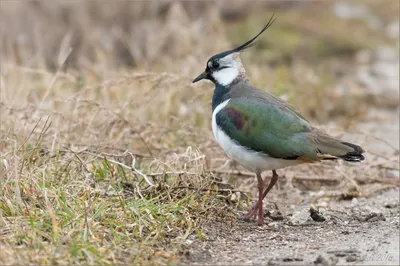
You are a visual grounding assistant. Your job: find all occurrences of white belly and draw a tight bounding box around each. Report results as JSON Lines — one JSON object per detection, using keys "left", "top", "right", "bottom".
{"left": 212, "top": 99, "right": 300, "bottom": 173}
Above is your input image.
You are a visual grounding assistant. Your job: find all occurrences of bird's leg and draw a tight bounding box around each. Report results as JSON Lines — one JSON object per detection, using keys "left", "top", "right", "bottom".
{"left": 243, "top": 170, "right": 279, "bottom": 223}
{"left": 243, "top": 171, "right": 264, "bottom": 223}
{"left": 256, "top": 172, "right": 264, "bottom": 226}
{"left": 261, "top": 170, "right": 279, "bottom": 200}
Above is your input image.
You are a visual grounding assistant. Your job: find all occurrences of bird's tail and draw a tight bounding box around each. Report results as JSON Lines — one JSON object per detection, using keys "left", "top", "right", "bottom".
{"left": 309, "top": 131, "right": 365, "bottom": 162}
{"left": 335, "top": 141, "right": 365, "bottom": 162}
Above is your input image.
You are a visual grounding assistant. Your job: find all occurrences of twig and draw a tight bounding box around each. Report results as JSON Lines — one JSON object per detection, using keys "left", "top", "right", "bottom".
{"left": 34, "top": 115, "right": 52, "bottom": 147}
{"left": 146, "top": 171, "right": 200, "bottom": 177}
{"left": 73, "top": 149, "right": 154, "bottom": 186}
{"left": 212, "top": 169, "right": 255, "bottom": 177}
{"left": 57, "top": 146, "right": 151, "bottom": 159}
{"left": 94, "top": 150, "right": 151, "bottom": 159}
{"left": 354, "top": 177, "right": 399, "bottom": 186}
{"left": 170, "top": 186, "right": 249, "bottom": 197}
{"left": 15, "top": 117, "right": 43, "bottom": 154}
{"left": 128, "top": 153, "right": 155, "bottom": 187}
{"left": 64, "top": 147, "right": 90, "bottom": 173}
{"left": 136, "top": 183, "right": 144, "bottom": 199}
{"left": 115, "top": 158, "right": 152, "bottom": 186}
{"left": 292, "top": 176, "right": 340, "bottom": 183}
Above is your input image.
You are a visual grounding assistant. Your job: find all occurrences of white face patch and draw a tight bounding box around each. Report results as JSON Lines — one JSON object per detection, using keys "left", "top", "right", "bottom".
{"left": 212, "top": 67, "right": 239, "bottom": 86}
{"left": 210, "top": 53, "right": 243, "bottom": 86}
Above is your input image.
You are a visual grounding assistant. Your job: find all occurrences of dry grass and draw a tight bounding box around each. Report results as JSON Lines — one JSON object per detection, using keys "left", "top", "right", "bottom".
{"left": 0, "top": 67, "right": 243, "bottom": 264}
{"left": 0, "top": 1, "right": 399, "bottom": 265}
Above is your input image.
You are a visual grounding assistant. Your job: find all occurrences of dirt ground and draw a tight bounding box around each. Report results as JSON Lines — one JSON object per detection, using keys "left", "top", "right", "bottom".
{"left": 182, "top": 188, "right": 399, "bottom": 265}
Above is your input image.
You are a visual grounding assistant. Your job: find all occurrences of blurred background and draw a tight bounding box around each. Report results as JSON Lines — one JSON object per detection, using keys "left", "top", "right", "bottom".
{"left": 0, "top": 1, "right": 399, "bottom": 264}
{"left": 1, "top": 0, "right": 399, "bottom": 119}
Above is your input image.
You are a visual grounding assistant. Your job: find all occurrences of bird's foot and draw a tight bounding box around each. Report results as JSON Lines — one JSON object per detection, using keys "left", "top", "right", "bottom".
{"left": 240, "top": 203, "right": 264, "bottom": 226}
{"left": 241, "top": 204, "right": 257, "bottom": 221}
{"left": 257, "top": 214, "right": 264, "bottom": 226}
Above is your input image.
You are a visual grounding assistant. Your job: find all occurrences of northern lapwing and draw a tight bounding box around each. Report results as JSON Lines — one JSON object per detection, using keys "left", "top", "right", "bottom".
{"left": 192, "top": 15, "right": 365, "bottom": 226}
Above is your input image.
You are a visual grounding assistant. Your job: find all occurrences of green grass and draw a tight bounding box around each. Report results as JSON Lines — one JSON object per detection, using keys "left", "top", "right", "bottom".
{"left": 0, "top": 140, "right": 241, "bottom": 264}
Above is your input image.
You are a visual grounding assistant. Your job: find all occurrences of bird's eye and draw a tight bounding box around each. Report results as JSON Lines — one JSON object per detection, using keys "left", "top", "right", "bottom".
{"left": 212, "top": 61, "right": 220, "bottom": 69}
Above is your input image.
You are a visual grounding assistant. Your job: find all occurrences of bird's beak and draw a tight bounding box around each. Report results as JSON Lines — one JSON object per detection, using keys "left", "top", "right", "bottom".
{"left": 192, "top": 71, "right": 208, "bottom": 83}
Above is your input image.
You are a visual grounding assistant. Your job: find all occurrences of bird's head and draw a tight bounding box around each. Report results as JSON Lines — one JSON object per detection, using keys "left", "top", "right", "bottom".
{"left": 192, "top": 14, "right": 276, "bottom": 87}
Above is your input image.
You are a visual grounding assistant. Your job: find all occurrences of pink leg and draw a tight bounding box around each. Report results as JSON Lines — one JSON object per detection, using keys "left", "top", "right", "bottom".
{"left": 256, "top": 172, "right": 264, "bottom": 226}
{"left": 243, "top": 170, "right": 279, "bottom": 224}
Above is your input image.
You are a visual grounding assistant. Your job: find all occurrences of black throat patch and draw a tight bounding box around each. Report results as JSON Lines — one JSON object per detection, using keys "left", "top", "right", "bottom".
{"left": 212, "top": 83, "right": 230, "bottom": 112}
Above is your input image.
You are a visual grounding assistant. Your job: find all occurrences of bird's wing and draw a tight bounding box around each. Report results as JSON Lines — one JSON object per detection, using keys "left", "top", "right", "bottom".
{"left": 229, "top": 79, "right": 311, "bottom": 123}
{"left": 216, "top": 97, "right": 314, "bottom": 160}
{"left": 216, "top": 97, "right": 363, "bottom": 161}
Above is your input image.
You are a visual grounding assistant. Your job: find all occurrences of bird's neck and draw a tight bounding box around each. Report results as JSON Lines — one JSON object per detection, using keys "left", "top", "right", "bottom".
{"left": 212, "top": 83, "right": 230, "bottom": 112}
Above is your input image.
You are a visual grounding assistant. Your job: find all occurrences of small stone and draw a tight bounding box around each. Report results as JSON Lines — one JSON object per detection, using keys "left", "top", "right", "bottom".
{"left": 314, "top": 255, "right": 328, "bottom": 265}
{"left": 346, "top": 255, "right": 358, "bottom": 262}
{"left": 289, "top": 207, "right": 312, "bottom": 225}
{"left": 364, "top": 212, "right": 385, "bottom": 222}
{"left": 268, "top": 259, "right": 278, "bottom": 265}
{"left": 384, "top": 202, "right": 398, "bottom": 209}
{"left": 266, "top": 210, "right": 284, "bottom": 221}
{"left": 310, "top": 207, "right": 326, "bottom": 222}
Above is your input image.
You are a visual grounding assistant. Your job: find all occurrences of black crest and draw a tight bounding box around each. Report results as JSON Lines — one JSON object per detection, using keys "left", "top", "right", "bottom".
{"left": 209, "top": 13, "right": 277, "bottom": 62}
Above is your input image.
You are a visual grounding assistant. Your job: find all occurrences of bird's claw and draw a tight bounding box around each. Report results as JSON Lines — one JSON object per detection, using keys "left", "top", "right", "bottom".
{"left": 240, "top": 203, "right": 259, "bottom": 221}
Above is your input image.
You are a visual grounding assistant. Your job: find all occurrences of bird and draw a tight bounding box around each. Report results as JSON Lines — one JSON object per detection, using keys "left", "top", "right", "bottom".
{"left": 192, "top": 14, "right": 365, "bottom": 226}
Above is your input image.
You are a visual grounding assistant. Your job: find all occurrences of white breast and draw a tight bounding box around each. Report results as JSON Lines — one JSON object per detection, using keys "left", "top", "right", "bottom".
{"left": 212, "top": 99, "right": 300, "bottom": 173}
